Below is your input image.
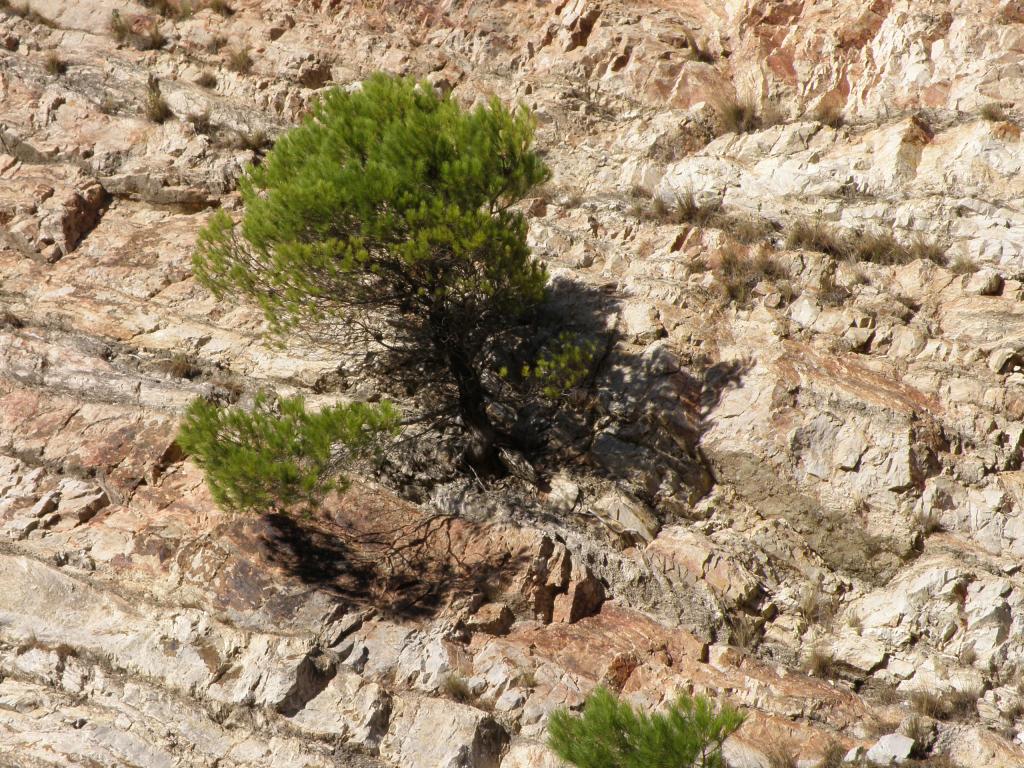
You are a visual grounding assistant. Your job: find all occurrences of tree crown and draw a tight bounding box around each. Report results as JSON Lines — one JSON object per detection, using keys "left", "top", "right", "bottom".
{"left": 193, "top": 74, "right": 550, "bottom": 343}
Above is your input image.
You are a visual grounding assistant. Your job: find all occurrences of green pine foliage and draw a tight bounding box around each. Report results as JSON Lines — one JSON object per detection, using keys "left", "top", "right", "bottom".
{"left": 522, "top": 332, "right": 598, "bottom": 400}
{"left": 192, "top": 74, "right": 550, "bottom": 469}
{"left": 176, "top": 393, "right": 399, "bottom": 514}
{"left": 548, "top": 687, "right": 745, "bottom": 768}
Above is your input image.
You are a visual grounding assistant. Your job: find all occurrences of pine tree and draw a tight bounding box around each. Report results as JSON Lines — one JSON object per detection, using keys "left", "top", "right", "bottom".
{"left": 547, "top": 686, "right": 745, "bottom": 768}
{"left": 192, "top": 74, "right": 550, "bottom": 472}
{"left": 176, "top": 393, "right": 398, "bottom": 515}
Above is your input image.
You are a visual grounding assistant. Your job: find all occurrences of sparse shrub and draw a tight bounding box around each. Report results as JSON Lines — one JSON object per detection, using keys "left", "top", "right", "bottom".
{"left": 224, "top": 127, "right": 269, "bottom": 152}
{"left": 904, "top": 715, "right": 934, "bottom": 758}
{"left": 523, "top": 332, "right": 598, "bottom": 400}
{"left": 145, "top": 25, "right": 166, "bottom": 50}
{"left": 981, "top": 103, "right": 1010, "bottom": 122}
{"left": 144, "top": 77, "right": 172, "bottom": 123}
{"left": 906, "top": 235, "right": 946, "bottom": 266}
{"left": 720, "top": 214, "right": 777, "bottom": 245}
{"left": 209, "top": 0, "right": 233, "bottom": 15}
{"left": 958, "top": 644, "right": 978, "bottom": 667}
{"left": 727, "top": 612, "right": 761, "bottom": 650}
{"left": 228, "top": 46, "right": 253, "bottom": 74}
{"left": 441, "top": 674, "right": 473, "bottom": 703}
{"left": 0, "top": 309, "right": 24, "bottom": 329}
{"left": 949, "top": 255, "right": 978, "bottom": 275}
{"left": 548, "top": 686, "right": 745, "bottom": 768}
{"left": 1, "top": 1, "right": 52, "bottom": 25}
{"left": 673, "top": 192, "right": 776, "bottom": 244}
{"left": 140, "top": 0, "right": 171, "bottom": 16}
{"left": 917, "top": 508, "right": 943, "bottom": 536}
{"left": 206, "top": 33, "right": 227, "bottom": 53}
{"left": 846, "top": 611, "right": 863, "bottom": 633}
{"left": 176, "top": 392, "right": 399, "bottom": 515}
{"left": 717, "top": 97, "right": 761, "bottom": 135}
{"left": 847, "top": 229, "right": 904, "bottom": 265}
{"left": 911, "top": 688, "right": 980, "bottom": 721}
{"left": 0, "top": 1, "right": 30, "bottom": 18}
{"left": 814, "top": 101, "right": 845, "bottom": 129}
{"left": 98, "top": 94, "right": 118, "bottom": 115}
{"left": 44, "top": 51, "right": 66, "bottom": 76}
{"left": 109, "top": 9, "right": 129, "bottom": 42}
{"left": 675, "top": 190, "right": 721, "bottom": 226}
{"left": 786, "top": 219, "right": 847, "bottom": 258}
{"left": 564, "top": 191, "right": 584, "bottom": 208}
{"left": 819, "top": 741, "right": 846, "bottom": 768}
{"left": 803, "top": 646, "right": 838, "bottom": 679}
{"left": 713, "top": 246, "right": 789, "bottom": 306}
{"left": 195, "top": 70, "right": 218, "bottom": 89}
{"left": 518, "top": 669, "right": 538, "bottom": 689}
{"left": 157, "top": 352, "right": 201, "bottom": 379}
{"left": 799, "top": 583, "right": 838, "bottom": 626}
{"left": 765, "top": 743, "right": 799, "bottom": 768}
{"left": 188, "top": 110, "right": 215, "bottom": 135}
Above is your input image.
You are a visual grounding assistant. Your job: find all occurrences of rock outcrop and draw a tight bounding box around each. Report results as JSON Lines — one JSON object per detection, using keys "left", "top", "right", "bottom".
{"left": 2, "top": 0, "right": 1024, "bottom": 766}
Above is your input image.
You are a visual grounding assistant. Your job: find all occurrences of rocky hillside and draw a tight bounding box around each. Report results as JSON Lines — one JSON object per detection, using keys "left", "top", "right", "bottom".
{"left": 2, "top": 0, "right": 1024, "bottom": 766}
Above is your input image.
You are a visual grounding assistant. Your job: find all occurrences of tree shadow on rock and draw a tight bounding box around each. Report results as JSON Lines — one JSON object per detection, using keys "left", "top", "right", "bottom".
{"left": 251, "top": 487, "right": 535, "bottom": 622}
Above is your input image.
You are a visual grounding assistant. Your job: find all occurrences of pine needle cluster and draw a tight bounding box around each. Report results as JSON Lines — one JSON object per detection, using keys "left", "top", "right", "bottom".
{"left": 176, "top": 393, "right": 398, "bottom": 514}
{"left": 548, "top": 687, "right": 745, "bottom": 768}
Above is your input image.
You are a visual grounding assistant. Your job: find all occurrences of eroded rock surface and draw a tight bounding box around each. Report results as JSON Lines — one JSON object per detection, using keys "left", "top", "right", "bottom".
{"left": 2, "top": 1, "right": 1024, "bottom": 766}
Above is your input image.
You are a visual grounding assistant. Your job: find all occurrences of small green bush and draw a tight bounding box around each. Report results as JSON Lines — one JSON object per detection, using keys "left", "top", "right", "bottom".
{"left": 176, "top": 393, "right": 399, "bottom": 514}
{"left": 548, "top": 686, "right": 744, "bottom": 768}
{"left": 523, "top": 332, "right": 598, "bottom": 400}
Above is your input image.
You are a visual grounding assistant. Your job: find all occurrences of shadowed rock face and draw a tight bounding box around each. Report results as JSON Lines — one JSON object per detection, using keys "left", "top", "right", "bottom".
{"left": 3, "top": 1, "right": 1024, "bottom": 766}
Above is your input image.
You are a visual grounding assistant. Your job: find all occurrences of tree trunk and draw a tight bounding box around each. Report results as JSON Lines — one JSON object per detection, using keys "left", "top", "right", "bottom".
{"left": 446, "top": 348, "right": 503, "bottom": 476}
{"left": 430, "top": 310, "right": 503, "bottom": 476}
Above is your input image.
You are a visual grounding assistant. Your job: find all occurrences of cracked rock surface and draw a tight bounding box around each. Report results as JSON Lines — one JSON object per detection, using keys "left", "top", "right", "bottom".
{"left": 3, "top": 1, "right": 1024, "bottom": 766}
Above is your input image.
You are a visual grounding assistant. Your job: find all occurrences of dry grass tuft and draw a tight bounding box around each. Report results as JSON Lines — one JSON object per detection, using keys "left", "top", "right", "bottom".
{"left": 717, "top": 97, "right": 761, "bottom": 135}
{"left": 949, "top": 255, "right": 978, "bottom": 275}
{"left": 981, "top": 103, "right": 1010, "bottom": 122}
{"left": 786, "top": 218, "right": 847, "bottom": 258}
{"left": 911, "top": 688, "right": 981, "bottom": 721}
{"left": 441, "top": 674, "right": 473, "bottom": 704}
{"left": 228, "top": 46, "right": 253, "bottom": 74}
{"left": 818, "top": 741, "right": 846, "bottom": 768}
{"left": 786, "top": 220, "right": 945, "bottom": 266}
{"left": 195, "top": 70, "right": 218, "bottom": 89}
{"left": 188, "top": 110, "right": 215, "bottom": 135}
{"left": 712, "top": 246, "right": 789, "bottom": 306}
{"left": 803, "top": 646, "right": 838, "bottom": 679}
{"left": 209, "top": 0, "right": 234, "bottom": 15}
{"left": 144, "top": 78, "right": 173, "bottom": 123}
{"left": 814, "top": 101, "right": 845, "bottom": 129}
{"left": 765, "top": 743, "right": 799, "bottom": 768}
{"left": 156, "top": 353, "right": 201, "bottom": 380}
{"left": 44, "top": 51, "right": 66, "bottom": 76}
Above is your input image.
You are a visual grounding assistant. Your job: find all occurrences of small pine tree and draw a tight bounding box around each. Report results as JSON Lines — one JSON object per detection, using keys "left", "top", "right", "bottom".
{"left": 547, "top": 686, "right": 745, "bottom": 768}
{"left": 192, "top": 74, "right": 550, "bottom": 473}
{"left": 176, "top": 393, "right": 398, "bottom": 515}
